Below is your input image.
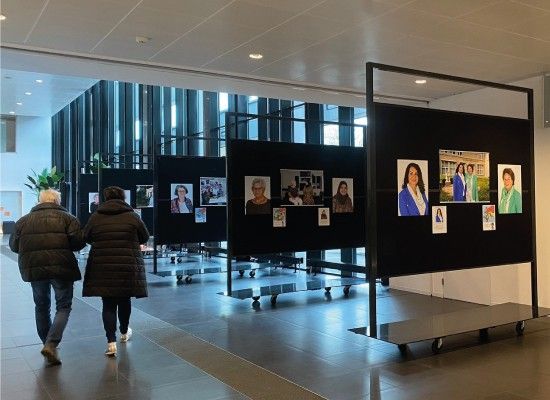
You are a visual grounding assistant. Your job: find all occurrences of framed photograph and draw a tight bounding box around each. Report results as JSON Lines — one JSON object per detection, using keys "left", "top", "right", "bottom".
{"left": 280, "top": 169, "right": 324, "bottom": 206}
{"left": 136, "top": 185, "right": 154, "bottom": 208}
{"left": 200, "top": 177, "right": 227, "bottom": 206}
{"left": 244, "top": 176, "right": 271, "bottom": 215}
{"left": 170, "top": 183, "right": 194, "bottom": 214}
{"left": 482, "top": 204, "right": 496, "bottom": 231}
{"left": 195, "top": 207, "right": 207, "bottom": 223}
{"left": 332, "top": 178, "right": 353, "bottom": 213}
{"left": 397, "top": 159, "right": 429, "bottom": 217}
{"left": 439, "top": 149, "right": 490, "bottom": 203}
{"left": 497, "top": 164, "right": 522, "bottom": 214}
{"left": 123, "top": 190, "right": 132, "bottom": 206}
{"left": 272, "top": 208, "right": 286, "bottom": 228}
{"left": 89, "top": 192, "right": 100, "bottom": 213}
{"left": 432, "top": 206, "right": 447, "bottom": 234}
{"left": 318, "top": 207, "right": 330, "bottom": 226}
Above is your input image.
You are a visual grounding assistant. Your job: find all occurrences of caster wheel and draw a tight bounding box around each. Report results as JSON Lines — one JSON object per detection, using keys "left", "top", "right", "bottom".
{"left": 170, "top": 256, "right": 176, "bottom": 264}
{"left": 398, "top": 344, "right": 407, "bottom": 353}
{"left": 325, "top": 287, "right": 332, "bottom": 293}
{"left": 432, "top": 338, "right": 443, "bottom": 353}
{"left": 516, "top": 321, "right": 525, "bottom": 335}
{"left": 252, "top": 300, "right": 260, "bottom": 308}
{"left": 176, "top": 275, "right": 183, "bottom": 281}
{"left": 479, "top": 328, "right": 489, "bottom": 342}
{"left": 239, "top": 270, "right": 245, "bottom": 277}
{"left": 249, "top": 270, "right": 256, "bottom": 278}
{"left": 270, "top": 295, "right": 278, "bottom": 305}
{"left": 343, "top": 285, "right": 351, "bottom": 296}
{"left": 185, "top": 276, "right": 192, "bottom": 284}
{"left": 252, "top": 296, "right": 260, "bottom": 301}
{"left": 177, "top": 257, "right": 182, "bottom": 263}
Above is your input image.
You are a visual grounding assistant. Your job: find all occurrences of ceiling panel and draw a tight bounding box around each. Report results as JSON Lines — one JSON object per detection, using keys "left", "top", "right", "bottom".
{"left": 139, "top": 0, "right": 233, "bottom": 18}
{"left": 458, "top": 0, "right": 546, "bottom": 29}
{"left": 244, "top": 0, "right": 324, "bottom": 13}
{"left": 0, "top": 0, "right": 46, "bottom": 42}
{"left": 306, "top": 0, "right": 395, "bottom": 24}
{"left": 207, "top": 0, "right": 295, "bottom": 30}
{"left": 506, "top": 13, "right": 550, "bottom": 41}
{"left": 407, "top": 0, "right": 500, "bottom": 18}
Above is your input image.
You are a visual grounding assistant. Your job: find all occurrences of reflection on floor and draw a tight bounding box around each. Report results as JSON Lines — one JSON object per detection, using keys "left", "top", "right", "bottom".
{"left": 2, "top": 245, "right": 550, "bottom": 400}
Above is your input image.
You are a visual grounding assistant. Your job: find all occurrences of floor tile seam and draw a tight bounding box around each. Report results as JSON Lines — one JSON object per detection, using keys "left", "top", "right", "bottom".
{"left": 138, "top": 324, "right": 328, "bottom": 400}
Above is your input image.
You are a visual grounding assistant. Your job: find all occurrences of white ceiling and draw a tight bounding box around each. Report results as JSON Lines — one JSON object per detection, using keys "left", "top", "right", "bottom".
{"left": 1, "top": 0, "right": 549, "bottom": 101}
{"left": 0, "top": 69, "right": 97, "bottom": 117}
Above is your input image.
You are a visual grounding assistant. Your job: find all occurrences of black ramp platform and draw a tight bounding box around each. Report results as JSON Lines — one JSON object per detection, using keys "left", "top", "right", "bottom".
{"left": 350, "top": 303, "right": 550, "bottom": 345}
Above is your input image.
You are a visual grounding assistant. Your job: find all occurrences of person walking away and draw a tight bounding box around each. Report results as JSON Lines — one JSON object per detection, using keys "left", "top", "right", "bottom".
{"left": 82, "top": 186, "right": 149, "bottom": 356}
{"left": 9, "top": 189, "right": 85, "bottom": 366}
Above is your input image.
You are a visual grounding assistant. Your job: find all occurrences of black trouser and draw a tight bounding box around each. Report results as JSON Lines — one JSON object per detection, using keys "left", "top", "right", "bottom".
{"left": 101, "top": 297, "right": 131, "bottom": 343}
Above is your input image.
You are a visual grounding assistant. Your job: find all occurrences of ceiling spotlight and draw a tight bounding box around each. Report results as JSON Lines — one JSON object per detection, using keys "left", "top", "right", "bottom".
{"left": 9, "top": 111, "right": 15, "bottom": 114}
{"left": 35, "top": 79, "right": 43, "bottom": 83}
{"left": 249, "top": 53, "right": 263, "bottom": 60}
{"left": 0, "top": 15, "right": 6, "bottom": 21}
{"left": 135, "top": 36, "right": 150, "bottom": 44}
{"left": 415, "top": 79, "right": 427, "bottom": 84}
{"left": 25, "top": 91, "right": 32, "bottom": 95}
{"left": 16, "top": 102, "right": 22, "bottom": 106}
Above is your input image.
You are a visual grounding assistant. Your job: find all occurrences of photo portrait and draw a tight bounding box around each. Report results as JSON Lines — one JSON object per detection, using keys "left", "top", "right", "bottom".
{"left": 200, "top": 177, "right": 227, "bottom": 206}
{"left": 89, "top": 192, "right": 100, "bottom": 213}
{"left": 244, "top": 176, "right": 271, "bottom": 215}
{"left": 195, "top": 207, "right": 207, "bottom": 223}
{"left": 136, "top": 185, "right": 154, "bottom": 208}
{"left": 272, "top": 208, "right": 286, "bottom": 228}
{"left": 482, "top": 204, "right": 496, "bottom": 231}
{"left": 497, "top": 164, "right": 522, "bottom": 214}
{"left": 332, "top": 178, "right": 353, "bottom": 213}
{"left": 280, "top": 169, "right": 324, "bottom": 206}
{"left": 431, "top": 206, "right": 447, "bottom": 234}
{"left": 170, "top": 183, "right": 194, "bottom": 214}
{"left": 439, "top": 149, "right": 490, "bottom": 203}
{"left": 318, "top": 207, "right": 330, "bottom": 226}
{"left": 397, "top": 159, "right": 429, "bottom": 217}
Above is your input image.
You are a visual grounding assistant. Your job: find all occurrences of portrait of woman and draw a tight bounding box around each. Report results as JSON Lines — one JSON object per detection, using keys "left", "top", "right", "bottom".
{"left": 89, "top": 193, "right": 100, "bottom": 213}
{"left": 245, "top": 177, "right": 271, "bottom": 215}
{"left": 465, "top": 163, "right": 479, "bottom": 202}
{"left": 498, "top": 166, "right": 522, "bottom": 214}
{"left": 302, "top": 185, "right": 315, "bottom": 205}
{"left": 398, "top": 161, "right": 429, "bottom": 216}
{"left": 435, "top": 208, "right": 444, "bottom": 223}
{"left": 170, "top": 184, "right": 193, "bottom": 214}
{"left": 332, "top": 179, "right": 353, "bottom": 213}
{"left": 453, "top": 163, "right": 466, "bottom": 201}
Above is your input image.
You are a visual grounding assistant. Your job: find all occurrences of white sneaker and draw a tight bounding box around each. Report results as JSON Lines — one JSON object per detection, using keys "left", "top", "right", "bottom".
{"left": 120, "top": 327, "right": 132, "bottom": 343}
{"left": 105, "top": 342, "right": 117, "bottom": 357}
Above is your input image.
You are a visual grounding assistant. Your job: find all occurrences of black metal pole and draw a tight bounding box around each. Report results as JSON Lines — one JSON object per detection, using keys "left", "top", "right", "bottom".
{"left": 153, "top": 152, "right": 158, "bottom": 275}
{"left": 528, "top": 88, "right": 538, "bottom": 316}
{"left": 366, "top": 62, "right": 378, "bottom": 338}
{"left": 225, "top": 114, "right": 233, "bottom": 296}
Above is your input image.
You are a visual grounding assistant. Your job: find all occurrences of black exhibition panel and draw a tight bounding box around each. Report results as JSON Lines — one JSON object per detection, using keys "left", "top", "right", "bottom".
{"left": 374, "top": 102, "right": 532, "bottom": 277}
{"left": 228, "top": 139, "right": 366, "bottom": 256}
{"left": 100, "top": 168, "right": 154, "bottom": 233}
{"left": 78, "top": 173, "right": 98, "bottom": 226}
{"left": 155, "top": 156, "right": 226, "bottom": 244}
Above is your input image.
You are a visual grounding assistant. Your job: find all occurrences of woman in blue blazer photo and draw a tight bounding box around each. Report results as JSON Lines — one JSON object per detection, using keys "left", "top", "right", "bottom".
{"left": 398, "top": 162, "right": 429, "bottom": 216}
{"left": 452, "top": 163, "right": 466, "bottom": 201}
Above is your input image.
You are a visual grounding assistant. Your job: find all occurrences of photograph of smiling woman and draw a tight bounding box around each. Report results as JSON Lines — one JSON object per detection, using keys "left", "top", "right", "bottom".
{"left": 397, "top": 159, "right": 429, "bottom": 217}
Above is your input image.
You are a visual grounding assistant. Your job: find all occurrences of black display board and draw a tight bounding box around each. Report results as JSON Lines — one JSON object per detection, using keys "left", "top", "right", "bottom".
{"left": 375, "top": 103, "right": 532, "bottom": 277}
{"left": 100, "top": 169, "right": 154, "bottom": 233}
{"left": 155, "top": 156, "right": 226, "bottom": 244}
{"left": 78, "top": 173, "right": 98, "bottom": 226}
{"left": 228, "top": 140, "right": 366, "bottom": 256}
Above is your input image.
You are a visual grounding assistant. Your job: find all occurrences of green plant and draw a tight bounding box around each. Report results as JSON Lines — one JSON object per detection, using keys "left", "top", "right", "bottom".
{"left": 90, "top": 153, "right": 110, "bottom": 174}
{"left": 25, "top": 167, "right": 64, "bottom": 198}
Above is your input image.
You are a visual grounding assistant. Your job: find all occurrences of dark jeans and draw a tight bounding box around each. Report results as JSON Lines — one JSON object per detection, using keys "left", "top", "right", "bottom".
{"left": 30, "top": 279, "right": 73, "bottom": 347}
{"left": 101, "top": 297, "right": 131, "bottom": 343}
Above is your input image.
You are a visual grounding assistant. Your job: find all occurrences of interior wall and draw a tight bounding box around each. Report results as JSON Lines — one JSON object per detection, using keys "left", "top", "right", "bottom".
{"left": 391, "top": 75, "right": 550, "bottom": 308}
{"left": 0, "top": 116, "right": 52, "bottom": 216}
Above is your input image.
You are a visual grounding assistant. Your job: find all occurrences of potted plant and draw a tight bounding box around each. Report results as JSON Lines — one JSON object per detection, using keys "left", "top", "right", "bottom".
{"left": 25, "top": 167, "right": 64, "bottom": 199}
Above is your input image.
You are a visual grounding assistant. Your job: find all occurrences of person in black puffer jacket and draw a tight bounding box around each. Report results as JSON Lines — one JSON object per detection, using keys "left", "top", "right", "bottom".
{"left": 9, "top": 189, "right": 85, "bottom": 366}
{"left": 82, "top": 186, "right": 149, "bottom": 357}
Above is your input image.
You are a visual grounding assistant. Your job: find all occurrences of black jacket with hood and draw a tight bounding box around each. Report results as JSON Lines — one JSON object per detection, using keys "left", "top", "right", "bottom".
{"left": 82, "top": 199, "right": 149, "bottom": 298}
{"left": 9, "top": 202, "right": 84, "bottom": 282}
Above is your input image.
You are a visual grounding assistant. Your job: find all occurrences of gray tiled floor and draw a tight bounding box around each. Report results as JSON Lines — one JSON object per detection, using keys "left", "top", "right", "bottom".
{"left": 3, "top": 244, "right": 550, "bottom": 399}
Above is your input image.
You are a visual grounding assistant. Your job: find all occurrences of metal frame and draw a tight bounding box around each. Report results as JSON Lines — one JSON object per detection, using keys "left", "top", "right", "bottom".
{"left": 365, "top": 62, "right": 538, "bottom": 338}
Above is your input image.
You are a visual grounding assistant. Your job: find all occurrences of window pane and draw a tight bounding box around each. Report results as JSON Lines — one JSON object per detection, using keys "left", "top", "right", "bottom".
{"left": 1, "top": 116, "right": 16, "bottom": 152}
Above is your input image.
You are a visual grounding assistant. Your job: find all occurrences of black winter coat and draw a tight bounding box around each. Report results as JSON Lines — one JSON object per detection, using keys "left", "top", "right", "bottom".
{"left": 9, "top": 203, "right": 85, "bottom": 282}
{"left": 82, "top": 200, "right": 149, "bottom": 298}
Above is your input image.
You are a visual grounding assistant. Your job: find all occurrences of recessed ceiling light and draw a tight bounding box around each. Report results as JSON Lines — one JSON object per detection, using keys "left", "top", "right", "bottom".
{"left": 9, "top": 111, "right": 15, "bottom": 115}
{"left": 415, "top": 79, "right": 427, "bottom": 84}
{"left": 249, "top": 53, "right": 263, "bottom": 60}
{"left": 25, "top": 92, "right": 32, "bottom": 95}
{"left": 0, "top": 15, "right": 6, "bottom": 21}
{"left": 16, "top": 102, "right": 22, "bottom": 106}
{"left": 35, "top": 79, "right": 43, "bottom": 83}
